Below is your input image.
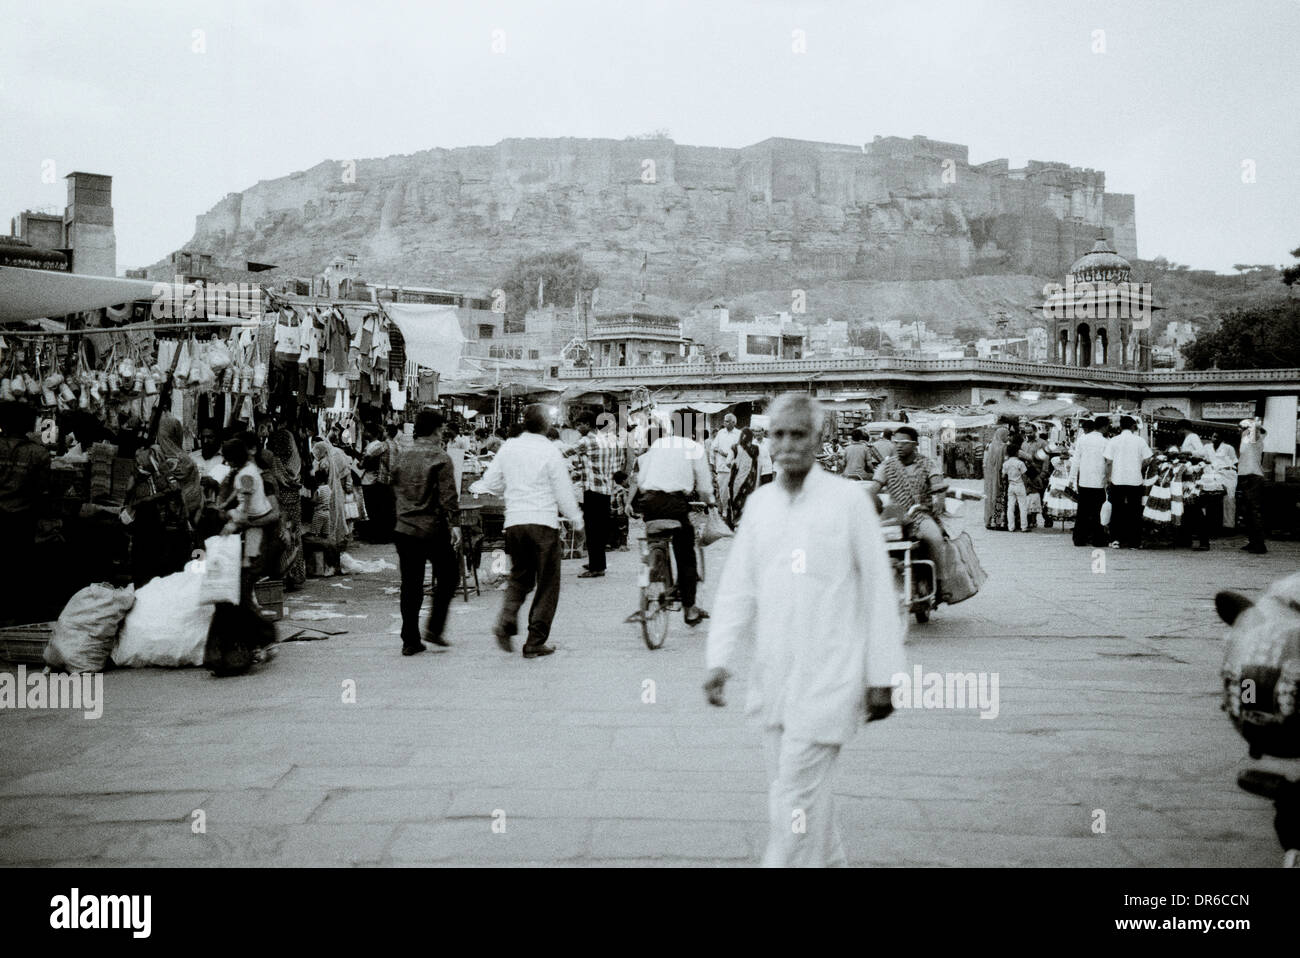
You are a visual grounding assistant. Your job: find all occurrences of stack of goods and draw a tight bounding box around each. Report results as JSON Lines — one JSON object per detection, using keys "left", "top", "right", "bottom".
{"left": 1142, "top": 453, "right": 1204, "bottom": 530}
{"left": 1042, "top": 457, "right": 1078, "bottom": 521}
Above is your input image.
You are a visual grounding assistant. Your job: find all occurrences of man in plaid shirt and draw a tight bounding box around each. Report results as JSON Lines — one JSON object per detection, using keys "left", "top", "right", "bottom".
{"left": 565, "top": 413, "right": 622, "bottom": 578}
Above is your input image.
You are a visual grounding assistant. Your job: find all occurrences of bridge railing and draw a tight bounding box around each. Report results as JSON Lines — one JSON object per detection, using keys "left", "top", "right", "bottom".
{"left": 555, "top": 356, "right": 1300, "bottom": 386}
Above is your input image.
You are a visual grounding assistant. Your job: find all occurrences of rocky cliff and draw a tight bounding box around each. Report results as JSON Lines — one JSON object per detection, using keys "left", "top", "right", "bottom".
{"left": 178, "top": 134, "right": 1137, "bottom": 301}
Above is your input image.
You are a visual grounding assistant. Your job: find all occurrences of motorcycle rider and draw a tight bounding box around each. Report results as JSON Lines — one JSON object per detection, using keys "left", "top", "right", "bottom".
{"left": 863, "top": 425, "right": 952, "bottom": 601}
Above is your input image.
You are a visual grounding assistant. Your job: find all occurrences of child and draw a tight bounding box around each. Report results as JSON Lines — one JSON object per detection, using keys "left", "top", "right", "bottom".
{"left": 1002, "top": 455, "right": 1030, "bottom": 532}
{"left": 609, "top": 470, "right": 631, "bottom": 550}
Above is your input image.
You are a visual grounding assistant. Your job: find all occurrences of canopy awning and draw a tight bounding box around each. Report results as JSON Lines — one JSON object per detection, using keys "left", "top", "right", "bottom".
{"left": 0, "top": 266, "right": 160, "bottom": 323}
{"left": 380, "top": 302, "right": 465, "bottom": 377}
{"left": 655, "top": 401, "right": 732, "bottom": 416}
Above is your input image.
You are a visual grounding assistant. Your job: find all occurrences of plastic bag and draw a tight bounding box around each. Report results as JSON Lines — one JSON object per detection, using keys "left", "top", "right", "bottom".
{"left": 207, "top": 340, "right": 232, "bottom": 372}
{"left": 199, "top": 534, "right": 242, "bottom": 605}
{"left": 112, "top": 572, "right": 215, "bottom": 667}
{"left": 1099, "top": 499, "right": 1112, "bottom": 526}
{"left": 173, "top": 340, "right": 193, "bottom": 385}
{"left": 45, "top": 582, "right": 136, "bottom": 673}
{"left": 339, "top": 553, "right": 397, "bottom": 574}
{"left": 698, "top": 506, "right": 733, "bottom": 546}
{"left": 190, "top": 344, "right": 217, "bottom": 390}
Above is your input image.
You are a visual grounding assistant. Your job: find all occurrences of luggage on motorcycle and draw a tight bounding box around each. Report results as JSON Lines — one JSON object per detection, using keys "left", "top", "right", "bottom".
{"left": 939, "top": 531, "right": 986, "bottom": 604}
{"left": 1217, "top": 571, "right": 1300, "bottom": 759}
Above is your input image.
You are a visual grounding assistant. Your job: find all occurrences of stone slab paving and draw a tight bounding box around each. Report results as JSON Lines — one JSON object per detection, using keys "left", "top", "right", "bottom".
{"left": 1, "top": 485, "right": 1294, "bottom": 867}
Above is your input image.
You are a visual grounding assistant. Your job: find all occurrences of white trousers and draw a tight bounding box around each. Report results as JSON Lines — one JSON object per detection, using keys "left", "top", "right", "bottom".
{"left": 1222, "top": 473, "right": 1237, "bottom": 528}
{"left": 762, "top": 728, "right": 846, "bottom": 867}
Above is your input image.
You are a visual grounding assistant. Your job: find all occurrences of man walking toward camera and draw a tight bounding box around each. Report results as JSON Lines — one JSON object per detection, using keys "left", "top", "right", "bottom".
{"left": 390, "top": 408, "right": 461, "bottom": 656}
{"left": 712, "top": 413, "right": 741, "bottom": 521}
{"left": 471, "top": 404, "right": 583, "bottom": 658}
{"left": 704, "top": 394, "right": 905, "bottom": 867}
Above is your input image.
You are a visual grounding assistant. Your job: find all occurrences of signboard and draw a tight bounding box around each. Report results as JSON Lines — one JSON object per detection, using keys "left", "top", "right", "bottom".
{"left": 1262, "top": 396, "right": 1297, "bottom": 456}
{"left": 1202, "top": 401, "right": 1256, "bottom": 421}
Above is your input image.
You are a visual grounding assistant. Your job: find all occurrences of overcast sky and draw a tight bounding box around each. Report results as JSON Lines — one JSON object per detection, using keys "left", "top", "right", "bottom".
{"left": 2, "top": 0, "right": 1295, "bottom": 275}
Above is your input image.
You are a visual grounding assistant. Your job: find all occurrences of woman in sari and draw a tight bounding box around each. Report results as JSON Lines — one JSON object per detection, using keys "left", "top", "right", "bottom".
{"left": 727, "top": 428, "right": 760, "bottom": 527}
{"left": 122, "top": 413, "right": 203, "bottom": 587}
{"left": 266, "top": 427, "right": 307, "bottom": 590}
{"left": 309, "top": 437, "right": 351, "bottom": 571}
{"left": 983, "top": 426, "right": 1009, "bottom": 530}
{"left": 156, "top": 413, "right": 203, "bottom": 527}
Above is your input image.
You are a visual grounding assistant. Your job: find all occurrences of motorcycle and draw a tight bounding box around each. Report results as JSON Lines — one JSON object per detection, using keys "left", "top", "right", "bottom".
{"left": 877, "top": 498, "right": 940, "bottom": 624}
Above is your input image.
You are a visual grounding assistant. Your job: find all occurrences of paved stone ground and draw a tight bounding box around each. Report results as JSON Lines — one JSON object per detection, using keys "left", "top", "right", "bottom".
{"left": 1, "top": 482, "right": 1294, "bottom": 867}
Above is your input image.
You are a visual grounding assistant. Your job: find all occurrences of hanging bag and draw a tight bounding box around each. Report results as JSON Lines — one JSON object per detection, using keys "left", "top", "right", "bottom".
{"left": 698, "top": 505, "right": 733, "bottom": 546}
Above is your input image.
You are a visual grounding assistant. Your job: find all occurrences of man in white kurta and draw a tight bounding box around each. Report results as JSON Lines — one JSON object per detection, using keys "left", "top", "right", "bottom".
{"left": 704, "top": 395, "right": 906, "bottom": 867}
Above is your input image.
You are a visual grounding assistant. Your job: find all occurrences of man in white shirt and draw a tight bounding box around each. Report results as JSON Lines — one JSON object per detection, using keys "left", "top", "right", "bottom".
{"left": 755, "top": 428, "right": 775, "bottom": 485}
{"left": 1103, "top": 415, "right": 1152, "bottom": 549}
{"left": 711, "top": 414, "right": 741, "bottom": 518}
{"left": 1179, "top": 423, "right": 1206, "bottom": 459}
{"left": 1209, "top": 435, "right": 1239, "bottom": 528}
{"left": 1237, "top": 421, "right": 1267, "bottom": 554}
{"left": 190, "top": 426, "right": 231, "bottom": 485}
{"left": 625, "top": 414, "right": 716, "bottom": 625}
{"left": 1068, "top": 418, "right": 1109, "bottom": 548}
{"left": 704, "top": 394, "right": 905, "bottom": 867}
{"left": 470, "top": 404, "right": 584, "bottom": 658}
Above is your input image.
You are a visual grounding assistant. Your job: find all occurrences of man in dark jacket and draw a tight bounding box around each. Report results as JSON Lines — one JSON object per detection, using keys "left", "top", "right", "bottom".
{"left": 391, "top": 408, "right": 462, "bottom": 656}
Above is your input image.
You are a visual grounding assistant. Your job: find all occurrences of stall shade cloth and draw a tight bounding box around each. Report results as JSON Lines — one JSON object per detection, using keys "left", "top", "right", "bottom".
{"left": 0, "top": 266, "right": 161, "bottom": 323}
{"left": 655, "top": 401, "right": 732, "bottom": 416}
{"left": 381, "top": 303, "right": 465, "bottom": 377}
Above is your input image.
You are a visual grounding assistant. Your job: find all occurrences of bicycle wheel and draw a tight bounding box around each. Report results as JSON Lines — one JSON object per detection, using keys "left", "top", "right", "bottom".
{"left": 639, "top": 549, "right": 671, "bottom": 650}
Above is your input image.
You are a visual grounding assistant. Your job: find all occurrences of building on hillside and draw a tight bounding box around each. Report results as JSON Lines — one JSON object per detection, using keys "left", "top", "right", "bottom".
{"left": 1043, "top": 235, "right": 1154, "bottom": 370}
{"left": 712, "top": 308, "right": 808, "bottom": 361}
{"left": 588, "top": 307, "right": 684, "bottom": 367}
{"left": 6, "top": 173, "right": 115, "bottom": 276}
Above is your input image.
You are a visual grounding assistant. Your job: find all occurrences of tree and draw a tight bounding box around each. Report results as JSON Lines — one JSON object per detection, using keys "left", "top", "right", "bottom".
{"left": 495, "top": 250, "right": 599, "bottom": 333}
{"left": 847, "top": 321, "right": 888, "bottom": 351}
{"left": 1284, "top": 246, "right": 1300, "bottom": 288}
{"left": 727, "top": 304, "right": 754, "bottom": 325}
{"left": 1182, "top": 299, "right": 1300, "bottom": 369}
{"left": 951, "top": 322, "right": 986, "bottom": 344}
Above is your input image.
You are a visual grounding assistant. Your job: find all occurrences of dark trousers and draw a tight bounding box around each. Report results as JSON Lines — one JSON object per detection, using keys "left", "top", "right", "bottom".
{"left": 501, "top": 523, "right": 562, "bottom": 649}
{"left": 582, "top": 490, "right": 611, "bottom": 572}
{"left": 362, "top": 483, "right": 394, "bottom": 543}
{"left": 1073, "top": 486, "right": 1107, "bottom": 547}
{"left": 1108, "top": 484, "right": 1144, "bottom": 548}
{"left": 1177, "top": 497, "right": 1212, "bottom": 549}
{"left": 394, "top": 530, "right": 459, "bottom": 648}
{"left": 1238, "top": 475, "right": 1266, "bottom": 549}
{"left": 1200, "top": 492, "right": 1225, "bottom": 538}
{"left": 0, "top": 513, "right": 36, "bottom": 626}
{"left": 641, "top": 490, "right": 699, "bottom": 608}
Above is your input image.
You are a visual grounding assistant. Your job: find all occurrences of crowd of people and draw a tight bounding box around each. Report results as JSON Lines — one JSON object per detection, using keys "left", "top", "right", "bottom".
{"left": 982, "top": 414, "right": 1270, "bottom": 554}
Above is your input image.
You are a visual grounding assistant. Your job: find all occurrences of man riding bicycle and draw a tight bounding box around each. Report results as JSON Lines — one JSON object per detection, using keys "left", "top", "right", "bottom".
{"left": 625, "top": 413, "right": 716, "bottom": 627}
{"left": 862, "top": 425, "right": 953, "bottom": 601}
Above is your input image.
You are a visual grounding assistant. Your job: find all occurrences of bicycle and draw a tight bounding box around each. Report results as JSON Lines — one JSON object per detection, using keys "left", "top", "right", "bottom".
{"left": 632, "top": 500, "right": 710, "bottom": 650}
